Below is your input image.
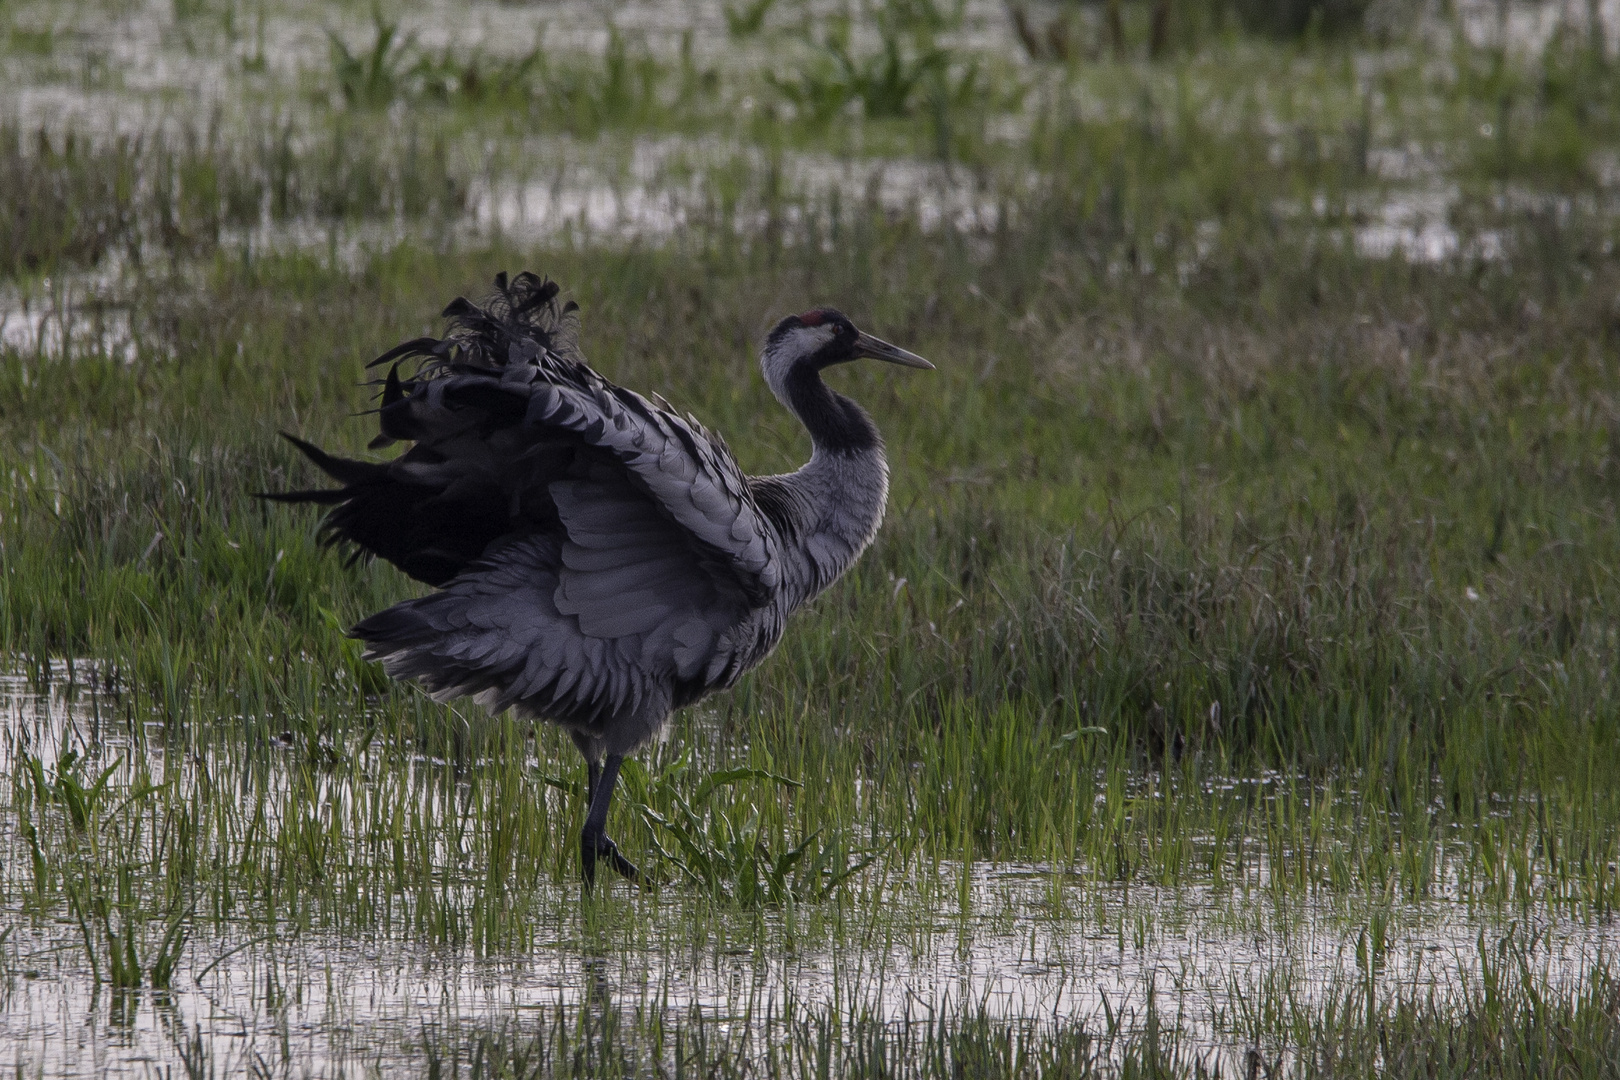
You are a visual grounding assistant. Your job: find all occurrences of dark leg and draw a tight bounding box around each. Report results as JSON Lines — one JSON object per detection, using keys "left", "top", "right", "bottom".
{"left": 584, "top": 759, "right": 601, "bottom": 807}
{"left": 570, "top": 730, "right": 602, "bottom": 822}
{"left": 580, "top": 754, "right": 640, "bottom": 890}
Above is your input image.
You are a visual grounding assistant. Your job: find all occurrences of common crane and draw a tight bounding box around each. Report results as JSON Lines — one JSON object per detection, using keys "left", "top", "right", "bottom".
{"left": 268, "top": 272, "right": 932, "bottom": 888}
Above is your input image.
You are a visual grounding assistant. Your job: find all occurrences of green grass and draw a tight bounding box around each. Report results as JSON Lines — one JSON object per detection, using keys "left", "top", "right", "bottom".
{"left": 388, "top": 964, "right": 1620, "bottom": 1079}
{"left": 6, "top": 0, "right": 1620, "bottom": 1073}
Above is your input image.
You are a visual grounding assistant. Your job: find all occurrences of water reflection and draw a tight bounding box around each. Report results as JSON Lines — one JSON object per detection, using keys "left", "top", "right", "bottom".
{"left": 5, "top": 877, "right": 1614, "bottom": 1076}
{"left": 3, "top": 668, "right": 1617, "bottom": 1077}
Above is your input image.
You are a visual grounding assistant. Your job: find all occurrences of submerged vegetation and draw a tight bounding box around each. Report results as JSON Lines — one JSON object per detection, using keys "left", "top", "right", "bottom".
{"left": 0, "top": 117, "right": 466, "bottom": 281}
{"left": 5, "top": 0, "right": 1620, "bottom": 1074}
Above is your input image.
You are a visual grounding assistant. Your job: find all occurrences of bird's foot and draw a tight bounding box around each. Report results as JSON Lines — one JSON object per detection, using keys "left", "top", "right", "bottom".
{"left": 581, "top": 832, "right": 640, "bottom": 890}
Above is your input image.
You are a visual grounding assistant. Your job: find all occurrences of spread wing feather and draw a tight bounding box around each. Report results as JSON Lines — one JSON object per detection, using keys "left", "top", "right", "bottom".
{"left": 264, "top": 272, "right": 776, "bottom": 727}
{"left": 350, "top": 535, "right": 672, "bottom": 743}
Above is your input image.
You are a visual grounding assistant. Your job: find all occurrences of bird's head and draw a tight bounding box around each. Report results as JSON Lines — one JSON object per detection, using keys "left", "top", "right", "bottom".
{"left": 760, "top": 308, "right": 933, "bottom": 403}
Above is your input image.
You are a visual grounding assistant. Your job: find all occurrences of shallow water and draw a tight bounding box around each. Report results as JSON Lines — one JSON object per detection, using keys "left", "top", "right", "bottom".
{"left": 1350, "top": 187, "right": 1508, "bottom": 262}
{"left": 8, "top": 877, "right": 1612, "bottom": 1077}
{"left": 4, "top": 0, "right": 1608, "bottom": 135}
{"left": 0, "top": 0, "right": 1014, "bottom": 133}
{"left": 1454, "top": 0, "right": 1620, "bottom": 55}
{"left": 471, "top": 137, "right": 1003, "bottom": 244}
{"left": 0, "top": 274, "right": 139, "bottom": 362}
{"left": 2, "top": 666, "right": 1615, "bottom": 1077}
{"left": 2, "top": 0, "right": 1598, "bottom": 327}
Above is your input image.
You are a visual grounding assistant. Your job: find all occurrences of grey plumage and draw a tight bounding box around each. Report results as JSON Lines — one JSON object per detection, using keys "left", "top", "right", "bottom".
{"left": 266, "top": 271, "right": 932, "bottom": 887}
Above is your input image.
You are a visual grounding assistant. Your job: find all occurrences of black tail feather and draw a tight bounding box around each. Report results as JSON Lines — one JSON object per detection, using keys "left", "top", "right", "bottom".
{"left": 277, "top": 432, "right": 384, "bottom": 487}
{"left": 367, "top": 336, "right": 443, "bottom": 370}
{"left": 258, "top": 488, "right": 350, "bottom": 505}
{"left": 382, "top": 364, "right": 405, "bottom": 406}
{"left": 511, "top": 274, "right": 559, "bottom": 316}
{"left": 263, "top": 271, "right": 586, "bottom": 587}
{"left": 376, "top": 366, "right": 418, "bottom": 443}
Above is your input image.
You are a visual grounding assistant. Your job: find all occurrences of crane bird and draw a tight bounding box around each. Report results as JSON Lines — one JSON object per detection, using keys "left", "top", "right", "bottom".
{"left": 267, "top": 272, "right": 932, "bottom": 888}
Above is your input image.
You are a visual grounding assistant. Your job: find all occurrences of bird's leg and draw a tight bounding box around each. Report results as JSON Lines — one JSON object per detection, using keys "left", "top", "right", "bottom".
{"left": 570, "top": 731, "right": 603, "bottom": 848}
{"left": 580, "top": 754, "right": 639, "bottom": 889}
{"left": 584, "top": 758, "right": 601, "bottom": 808}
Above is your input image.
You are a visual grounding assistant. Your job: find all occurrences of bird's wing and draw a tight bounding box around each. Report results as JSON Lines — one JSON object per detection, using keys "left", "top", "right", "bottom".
{"left": 265, "top": 272, "right": 777, "bottom": 703}
{"left": 350, "top": 528, "right": 735, "bottom": 741}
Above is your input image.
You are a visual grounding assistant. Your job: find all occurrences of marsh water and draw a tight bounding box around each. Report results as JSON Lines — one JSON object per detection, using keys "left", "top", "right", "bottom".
{"left": 3, "top": 667, "right": 1615, "bottom": 1076}
{"left": 7, "top": 0, "right": 1617, "bottom": 364}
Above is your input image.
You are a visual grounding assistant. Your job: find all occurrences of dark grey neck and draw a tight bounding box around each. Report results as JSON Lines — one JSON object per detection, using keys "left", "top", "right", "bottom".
{"left": 751, "top": 362, "right": 891, "bottom": 609}
{"left": 783, "top": 362, "right": 882, "bottom": 454}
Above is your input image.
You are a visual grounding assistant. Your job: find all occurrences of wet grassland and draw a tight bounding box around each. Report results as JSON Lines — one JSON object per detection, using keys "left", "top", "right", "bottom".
{"left": 6, "top": 0, "right": 1620, "bottom": 1075}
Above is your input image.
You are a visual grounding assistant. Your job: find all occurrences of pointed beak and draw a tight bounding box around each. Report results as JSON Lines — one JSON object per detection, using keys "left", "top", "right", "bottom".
{"left": 854, "top": 331, "right": 934, "bottom": 370}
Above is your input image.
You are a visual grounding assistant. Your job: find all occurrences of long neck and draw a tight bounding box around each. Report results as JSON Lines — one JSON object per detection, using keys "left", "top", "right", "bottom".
{"left": 782, "top": 361, "right": 881, "bottom": 452}
{"left": 756, "top": 365, "right": 890, "bottom": 606}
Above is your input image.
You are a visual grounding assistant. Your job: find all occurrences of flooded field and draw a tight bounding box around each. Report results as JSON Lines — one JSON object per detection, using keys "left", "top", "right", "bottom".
{"left": 8, "top": 0, "right": 1620, "bottom": 1076}
{"left": 9, "top": 877, "right": 1616, "bottom": 1076}
{"left": 9, "top": 635, "right": 1620, "bottom": 1074}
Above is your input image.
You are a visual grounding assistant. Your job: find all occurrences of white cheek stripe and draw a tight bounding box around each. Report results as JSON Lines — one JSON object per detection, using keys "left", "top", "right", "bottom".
{"left": 761, "top": 324, "right": 838, "bottom": 402}
{"left": 793, "top": 324, "right": 837, "bottom": 351}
